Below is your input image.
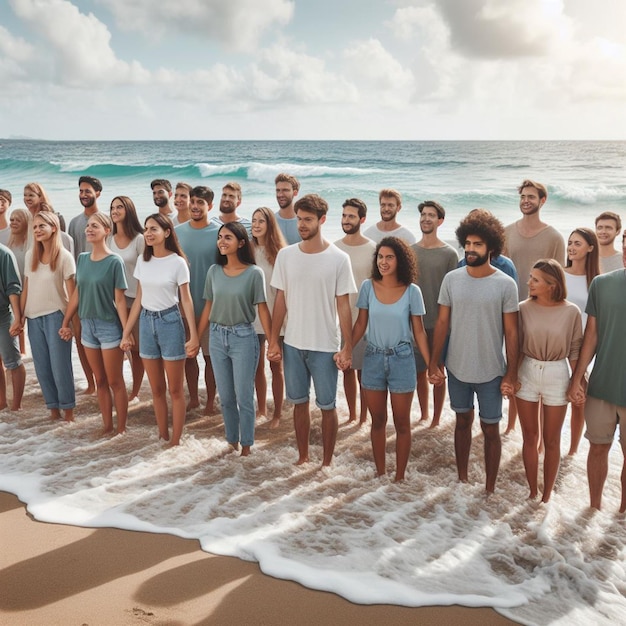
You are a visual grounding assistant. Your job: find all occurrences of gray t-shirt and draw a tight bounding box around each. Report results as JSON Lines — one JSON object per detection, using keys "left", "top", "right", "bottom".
{"left": 68, "top": 212, "right": 91, "bottom": 259}
{"left": 438, "top": 267, "right": 518, "bottom": 383}
{"left": 411, "top": 243, "right": 458, "bottom": 329}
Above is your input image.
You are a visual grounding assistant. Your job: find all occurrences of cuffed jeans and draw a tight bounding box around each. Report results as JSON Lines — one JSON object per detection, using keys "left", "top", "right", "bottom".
{"left": 27, "top": 310, "right": 76, "bottom": 409}
{"left": 209, "top": 322, "right": 259, "bottom": 447}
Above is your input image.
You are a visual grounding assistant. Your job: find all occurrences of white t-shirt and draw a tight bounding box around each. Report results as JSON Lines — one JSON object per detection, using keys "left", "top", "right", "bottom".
{"left": 271, "top": 243, "right": 357, "bottom": 352}
{"left": 134, "top": 253, "right": 190, "bottom": 312}
{"left": 363, "top": 223, "right": 416, "bottom": 245}
{"left": 108, "top": 234, "right": 145, "bottom": 299}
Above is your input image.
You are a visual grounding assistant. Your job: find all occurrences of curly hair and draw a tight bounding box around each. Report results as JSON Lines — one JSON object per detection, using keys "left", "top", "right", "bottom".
{"left": 371, "top": 236, "right": 417, "bottom": 286}
{"left": 456, "top": 209, "right": 505, "bottom": 259}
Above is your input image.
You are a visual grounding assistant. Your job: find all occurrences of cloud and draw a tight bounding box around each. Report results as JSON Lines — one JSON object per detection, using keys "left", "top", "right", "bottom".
{"left": 10, "top": 0, "right": 150, "bottom": 86}
{"left": 98, "top": 0, "right": 295, "bottom": 51}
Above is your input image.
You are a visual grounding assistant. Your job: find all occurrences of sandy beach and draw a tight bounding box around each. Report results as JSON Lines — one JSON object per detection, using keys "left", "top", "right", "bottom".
{"left": 1, "top": 491, "right": 517, "bottom": 625}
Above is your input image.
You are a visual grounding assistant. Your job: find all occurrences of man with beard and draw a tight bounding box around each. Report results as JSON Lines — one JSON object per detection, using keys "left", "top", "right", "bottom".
{"left": 363, "top": 189, "right": 416, "bottom": 245}
{"left": 274, "top": 173, "right": 301, "bottom": 244}
{"left": 334, "top": 198, "right": 376, "bottom": 425}
{"left": 175, "top": 186, "right": 220, "bottom": 414}
{"left": 411, "top": 200, "right": 459, "bottom": 427}
{"left": 68, "top": 176, "right": 102, "bottom": 259}
{"left": 268, "top": 194, "right": 356, "bottom": 466}
{"left": 595, "top": 211, "right": 623, "bottom": 273}
{"left": 211, "top": 182, "right": 251, "bottom": 235}
{"left": 151, "top": 179, "right": 174, "bottom": 219}
{"left": 429, "top": 210, "right": 519, "bottom": 494}
{"left": 503, "top": 180, "right": 564, "bottom": 300}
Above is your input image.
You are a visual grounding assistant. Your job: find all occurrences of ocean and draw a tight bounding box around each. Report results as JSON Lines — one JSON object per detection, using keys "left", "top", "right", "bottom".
{"left": 2, "top": 139, "right": 626, "bottom": 242}
{"left": 1, "top": 140, "right": 626, "bottom": 625}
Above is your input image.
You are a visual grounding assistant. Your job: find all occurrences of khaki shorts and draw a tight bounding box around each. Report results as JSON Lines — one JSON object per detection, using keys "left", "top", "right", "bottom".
{"left": 584, "top": 395, "right": 626, "bottom": 450}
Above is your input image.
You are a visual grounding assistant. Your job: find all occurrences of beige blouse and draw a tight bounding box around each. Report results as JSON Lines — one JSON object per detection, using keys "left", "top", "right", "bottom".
{"left": 519, "top": 299, "right": 583, "bottom": 362}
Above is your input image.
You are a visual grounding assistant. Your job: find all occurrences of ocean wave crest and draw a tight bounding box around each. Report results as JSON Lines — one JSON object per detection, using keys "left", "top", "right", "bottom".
{"left": 195, "top": 162, "right": 378, "bottom": 181}
{"left": 552, "top": 184, "right": 626, "bottom": 205}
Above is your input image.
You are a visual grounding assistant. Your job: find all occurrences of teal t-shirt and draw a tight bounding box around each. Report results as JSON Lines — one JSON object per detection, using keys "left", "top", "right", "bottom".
{"left": 203, "top": 264, "right": 266, "bottom": 326}
{"left": 76, "top": 253, "right": 127, "bottom": 322}
{"left": 175, "top": 222, "right": 219, "bottom": 318}
{"left": 586, "top": 269, "right": 626, "bottom": 407}
{"left": 0, "top": 244, "right": 21, "bottom": 325}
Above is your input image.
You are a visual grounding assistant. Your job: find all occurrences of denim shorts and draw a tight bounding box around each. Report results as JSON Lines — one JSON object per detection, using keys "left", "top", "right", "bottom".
{"left": 515, "top": 357, "right": 569, "bottom": 406}
{"left": 139, "top": 305, "right": 186, "bottom": 361}
{"left": 0, "top": 318, "right": 21, "bottom": 370}
{"left": 447, "top": 371, "right": 503, "bottom": 423}
{"left": 362, "top": 341, "right": 416, "bottom": 394}
{"left": 283, "top": 343, "right": 338, "bottom": 410}
{"left": 81, "top": 317, "right": 123, "bottom": 350}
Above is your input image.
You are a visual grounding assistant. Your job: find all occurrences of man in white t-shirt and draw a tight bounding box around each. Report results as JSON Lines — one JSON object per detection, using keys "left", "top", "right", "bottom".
{"left": 363, "top": 189, "right": 416, "bottom": 245}
{"left": 333, "top": 197, "right": 376, "bottom": 426}
{"left": 268, "top": 194, "right": 356, "bottom": 466}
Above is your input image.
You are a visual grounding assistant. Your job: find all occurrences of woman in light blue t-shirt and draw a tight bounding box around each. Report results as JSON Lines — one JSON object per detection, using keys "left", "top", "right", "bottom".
{"left": 198, "top": 223, "right": 271, "bottom": 457}
{"left": 352, "top": 237, "right": 430, "bottom": 482}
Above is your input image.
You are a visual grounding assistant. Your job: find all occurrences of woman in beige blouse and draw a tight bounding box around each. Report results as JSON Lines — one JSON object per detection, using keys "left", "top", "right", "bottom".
{"left": 516, "top": 259, "right": 583, "bottom": 502}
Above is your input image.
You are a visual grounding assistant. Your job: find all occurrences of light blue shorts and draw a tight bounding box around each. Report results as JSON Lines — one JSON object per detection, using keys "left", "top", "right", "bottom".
{"left": 362, "top": 341, "right": 416, "bottom": 394}
{"left": 139, "top": 305, "right": 186, "bottom": 361}
{"left": 447, "top": 371, "right": 503, "bottom": 424}
{"left": 81, "top": 317, "right": 122, "bottom": 350}
{"left": 283, "top": 344, "right": 338, "bottom": 410}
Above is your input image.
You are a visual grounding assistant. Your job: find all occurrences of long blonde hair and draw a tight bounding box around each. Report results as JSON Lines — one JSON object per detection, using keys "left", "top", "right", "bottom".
{"left": 31, "top": 212, "right": 63, "bottom": 272}
{"left": 8, "top": 209, "right": 30, "bottom": 248}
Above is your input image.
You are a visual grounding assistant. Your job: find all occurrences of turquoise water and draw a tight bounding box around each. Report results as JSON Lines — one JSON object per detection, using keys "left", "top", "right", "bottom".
{"left": 2, "top": 140, "right": 625, "bottom": 241}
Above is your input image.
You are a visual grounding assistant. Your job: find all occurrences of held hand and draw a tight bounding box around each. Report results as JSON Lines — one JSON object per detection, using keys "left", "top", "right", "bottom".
{"left": 59, "top": 326, "right": 73, "bottom": 342}
{"left": 567, "top": 381, "right": 586, "bottom": 406}
{"left": 9, "top": 320, "right": 22, "bottom": 337}
{"left": 334, "top": 350, "right": 352, "bottom": 371}
{"left": 267, "top": 341, "right": 282, "bottom": 363}
{"left": 185, "top": 339, "right": 200, "bottom": 358}
{"left": 120, "top": 335, "right": 132, "bottom": 352}
{"left": 500, "top": 376, "right": 518, "bottom": 400}
{"left": 428, "top": 366, "right": 445, "bottom": 386}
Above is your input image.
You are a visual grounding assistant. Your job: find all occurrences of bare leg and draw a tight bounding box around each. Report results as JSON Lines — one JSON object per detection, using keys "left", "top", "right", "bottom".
{"left": 269, "top": 358, "right": 284, "bottom": 426}
{"left": 416, "top": 371, "right": 429, "bottom": 422}
{"left": 587, "top": 442, "right": 611, "bottom": 510}
{"left": 293, "top": 402, "right": 310, "bottom": 464}
{"left": 482, "top": 421, "right": 501, "bottom": 494}
{"left": 454, "top": 411, "right": 474, "bottom": 483}
{"left": 620, "top": 459, "right": 626, "bottom": 514}
{"left": 357, "top": 371, "right": 367, "bottom": 425}
{"left": 320, "top": 408, "right": 338, "bottom": 467}
{"left": 255, "top": 337, "right": 267, "bottom": 418}
{"left": 541, "top": 404, "right": 567, "bottom": 502}
{"left": 129, "top": 348, "right": 144, "bottom": 401}
{"left": 368, "top": 389, "right": 388, "bottom": 476}
{"left": 8, "top": 364, "right": 26, "bottom": 411}
{"left": 431, "top": 377, "right": 446, "bottom": 428}
{"left": 164, "top": 358, "right": 186, "bottom": 446}
{"left": 144, "top": 358, "right": 169, "bottom": 441}
{"left": 517, "top": 397, "right": 540, "bottom": 498}
{"left": 63, "top": 408, "right": 74, "bottom": 422}
{"left": 185, "top": 357, "right": 200, "bottom": 409}
{"left": 50, "top": 408, "right": 61, "bottom": 420}
{"left": 73, "top": 316, "right": 95, "bottom": 394}
{"left": 504, "top": 396, "right": 518, "bottom": 434}
{"left": 0, "top": 357, "right": 6, "bottom": 410}
{"left": 391, "top": 391, "right": 413, "bottom": 482}
{"left": 101, "top": 348, "right": 128, "bottom": 434}
{"left": 203, "top": 355, "right": 217, "bottom": 415}
{"left": 567, "top": 403, "right": 585, "bottom": 456}
{"left": 343, "top": 368, "right": 358, "bottom": 422}
{"left": 85, "top": 347, "right": 113, "bottom": 434}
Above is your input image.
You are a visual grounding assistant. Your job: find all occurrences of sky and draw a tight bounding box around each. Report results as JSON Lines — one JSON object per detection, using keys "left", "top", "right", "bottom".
{"left": 1, "top": 0, "right": 625, "bottom": 140}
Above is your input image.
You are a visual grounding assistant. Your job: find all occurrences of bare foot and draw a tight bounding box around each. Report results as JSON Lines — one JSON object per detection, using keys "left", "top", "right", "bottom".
{"left": 294, "top": 456, "right": 309, "bottom": 465}
{"left": 187, "top": 399, "right": 200, "bottom": 410}
{"left": 116, "top": 427, "right": 126, "bottom": 435}
{"left": 159, "top": 430, "right": 170, "bottom": 442}
{"left": 419, "top": 415, "right": 429, "bottom": 422}
{"left": 230, "top": 442, "right": 240, "bottom": 452}
{"left": 345, "top": 415, "right": 357, "bottom": 424}
{"left": 393, "top": 475, "right": 405, "bottom": 483}
{"left": 504, "top": 427, "right": 515, "bottom": 435}
{"left": 50, "top": 409, "right": 62, "bottom": 420}
{"left": 167, "top": 439, "right": 181, "bottom": 448}
{"left": 241, "top": 445, "right": 251, "bottom": 457}
{"left": 63, "top": 409, "right": 74, "bottom": 422}
{"left": 100, "top": 427, "right": 115, "bottom": 437}
{"left": 358, "top": 419, "right": 367, "bottom": 428}
{"left": 269, "top": 417, "right": 280, "bottom": 430}
{"left": 81, "top": 386, "right": 96, "bottom": 396}
{"left": 429, "top": 419, "right": 440, "bottom": 429}
{"left": 204, "top": 403, "right": 219, "bottom": 416}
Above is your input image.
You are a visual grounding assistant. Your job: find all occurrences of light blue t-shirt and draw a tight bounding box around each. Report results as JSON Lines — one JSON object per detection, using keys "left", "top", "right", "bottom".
{"left": 356, "top": 279, "right": 425, "bottom": 349}
{"left": 175, "top": 221, "right": 220, "bottom": 318}
{"left": 275, "top": 213, "right": 301, "bottom": 245}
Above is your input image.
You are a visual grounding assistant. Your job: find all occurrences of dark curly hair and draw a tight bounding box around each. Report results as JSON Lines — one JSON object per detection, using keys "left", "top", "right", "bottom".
{"left": 456, "top": 209, "right": 505, "bottom": 259}
{"left": 371, "top": 236, "right": 418, "bottom": 285}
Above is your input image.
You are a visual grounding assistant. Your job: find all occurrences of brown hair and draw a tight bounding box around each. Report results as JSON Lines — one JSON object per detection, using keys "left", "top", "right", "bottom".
{"left": 294, "top": 194, "right": 328, "bottom": 219}
{"left": 531, "top": 259, "right": 567, "bottom": 302}
{"left": 251, "top": 207, "right": 287, "bottom": 265}
{"left": 518, "top": 179, "right": 548, "bottom": 200}
{"left": 595, "top": 211, "right": 622, "bottom": 231}
{"left": 379, "top": 188, "right": 402, "bottom": 206}
{"left": 31, "top": 212, "right": 63, "bottom": 272}
{"left": 566, "top": 227, "right": 600, "bottom": 288}
{"left": 275, "top": 173, "right": 300, "bottom": 192}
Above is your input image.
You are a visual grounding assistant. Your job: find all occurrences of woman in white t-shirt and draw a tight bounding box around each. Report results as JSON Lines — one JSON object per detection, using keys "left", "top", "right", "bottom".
{"left": 21, "top": 212, "right": 76, "bottom": 421}
{"left": 564, "top": 227, "right": 599, "bottom": 456}
{"left": 121, "top": 214, "right": 198, "bottom": 447}
{"left": 251, "top": 207, "right": 287, "bottom": 428}
{"left": 109, "top": 195, "right": 145, "bottom": 401}
{"left": 352, "top": 237, "right": 430, "bottom": 482}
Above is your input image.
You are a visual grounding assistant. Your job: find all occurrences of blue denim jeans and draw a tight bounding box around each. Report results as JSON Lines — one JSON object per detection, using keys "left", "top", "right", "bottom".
{"left": 27, "top": 310, "right": 76, "bottom": 409}
{"left": 209, "top": 322, "right": 259, "bottom": 447}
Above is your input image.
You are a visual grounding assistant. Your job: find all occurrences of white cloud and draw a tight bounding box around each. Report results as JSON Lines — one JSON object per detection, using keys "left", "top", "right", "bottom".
{"left": 10, "top": 0, "right": 150, "bottom": 86}
{"left": 98, "top": 0, "right": 295, "bottom": 51}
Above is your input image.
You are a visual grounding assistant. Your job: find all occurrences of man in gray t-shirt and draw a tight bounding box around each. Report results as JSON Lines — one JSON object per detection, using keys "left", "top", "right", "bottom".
{"left": 429, "top": 210, "right": 519, "bottom": 494}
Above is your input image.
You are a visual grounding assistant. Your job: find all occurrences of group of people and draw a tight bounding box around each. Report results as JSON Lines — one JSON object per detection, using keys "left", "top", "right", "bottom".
{"left": 0, "top": 174, "right": 624, "bottom": 513}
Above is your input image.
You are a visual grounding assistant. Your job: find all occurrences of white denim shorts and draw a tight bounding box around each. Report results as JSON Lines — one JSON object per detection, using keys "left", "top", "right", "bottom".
{"left": 515, "top": 356, "right": 569, "bottom": 406}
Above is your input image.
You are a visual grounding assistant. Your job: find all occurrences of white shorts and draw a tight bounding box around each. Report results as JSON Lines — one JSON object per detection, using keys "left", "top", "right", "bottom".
{"left": 515, "top": 357, "right": 569, "bottom": 406}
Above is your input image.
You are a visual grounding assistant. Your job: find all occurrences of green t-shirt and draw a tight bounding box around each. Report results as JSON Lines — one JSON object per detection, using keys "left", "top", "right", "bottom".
{"left": 76, "top": 253, "right": 128, "bottom": 322}
{"left": 203, "top": 264, "right": 266, "bottom": 326}
{"left": 586, "top": 269, "right": 626, "bottom": 407}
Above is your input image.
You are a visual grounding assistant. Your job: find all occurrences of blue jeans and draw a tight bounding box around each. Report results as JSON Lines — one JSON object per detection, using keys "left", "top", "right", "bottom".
{"left": 209, "top": 322, "right": 259, "bottom": 447}
{"left": 27, "top": 311, "right": 75, "bottom": 409}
